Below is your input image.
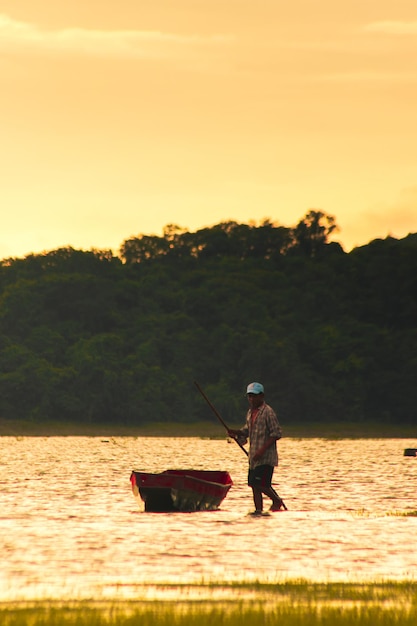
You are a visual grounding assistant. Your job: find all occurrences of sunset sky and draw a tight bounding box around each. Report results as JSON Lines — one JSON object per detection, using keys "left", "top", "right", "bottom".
{"left": 1, "top": 0, "right": 416, "bottom": 259}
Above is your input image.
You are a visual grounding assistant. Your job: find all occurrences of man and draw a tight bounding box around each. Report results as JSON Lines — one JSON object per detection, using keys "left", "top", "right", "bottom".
{"left": 228, "top": 382, "right": 285, "bottom": 515}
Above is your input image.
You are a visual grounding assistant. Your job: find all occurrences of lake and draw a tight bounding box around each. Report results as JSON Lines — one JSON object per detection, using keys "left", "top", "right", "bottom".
{"left": 0, "top": 436, "right": 416, "bottom": 601}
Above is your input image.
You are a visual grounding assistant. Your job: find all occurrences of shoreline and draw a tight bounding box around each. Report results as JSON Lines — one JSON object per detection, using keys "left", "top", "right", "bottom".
{"left": 0, "top": 418, "right": 416, "bottom": 439}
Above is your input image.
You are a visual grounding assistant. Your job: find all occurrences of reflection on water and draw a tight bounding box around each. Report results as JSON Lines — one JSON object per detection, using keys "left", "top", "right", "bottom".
{"left": 0, "top": 436, "right": 416, "bottom": 600}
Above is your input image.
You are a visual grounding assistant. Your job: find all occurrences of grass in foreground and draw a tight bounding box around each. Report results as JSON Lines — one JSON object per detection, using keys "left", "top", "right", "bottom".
{"left": 2, "top": 581, "right": 417, "bottom": 625}
{"left": 2, "top": 605, "right": 417, "bottom": 626}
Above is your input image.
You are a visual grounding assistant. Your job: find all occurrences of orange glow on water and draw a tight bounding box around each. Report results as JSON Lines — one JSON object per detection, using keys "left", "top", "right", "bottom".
{"left": 0, "top": 436, "right": 416, "bottom": 601}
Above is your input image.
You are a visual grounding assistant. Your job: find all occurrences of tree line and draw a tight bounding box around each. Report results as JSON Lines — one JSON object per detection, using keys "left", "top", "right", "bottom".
{"left": 0, "top": 210, "right": 416, "bottom": 430}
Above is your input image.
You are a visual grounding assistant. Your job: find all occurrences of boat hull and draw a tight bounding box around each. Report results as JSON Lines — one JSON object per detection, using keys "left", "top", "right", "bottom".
{"left": 130, "top": 469, "right": 233, "bottom": 512}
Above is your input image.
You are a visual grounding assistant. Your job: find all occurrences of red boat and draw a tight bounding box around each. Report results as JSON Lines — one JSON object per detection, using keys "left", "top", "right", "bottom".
{"left": 130, "top": 469, "right": 233, "bottom": 512}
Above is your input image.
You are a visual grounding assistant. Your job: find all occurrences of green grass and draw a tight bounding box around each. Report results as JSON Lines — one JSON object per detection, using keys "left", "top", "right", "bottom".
{"left": 2, "top": 581, "right": 417, "bottom": 625}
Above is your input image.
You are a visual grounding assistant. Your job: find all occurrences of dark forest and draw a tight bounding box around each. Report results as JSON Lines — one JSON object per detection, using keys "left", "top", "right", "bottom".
{"left": 0, "top": 210, "right": 416, "bottom": 430}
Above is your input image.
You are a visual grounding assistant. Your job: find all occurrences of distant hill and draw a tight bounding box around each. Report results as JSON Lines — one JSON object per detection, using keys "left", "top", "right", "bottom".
{"left": 0, "top": 211, "right": 416, "bottom": 430}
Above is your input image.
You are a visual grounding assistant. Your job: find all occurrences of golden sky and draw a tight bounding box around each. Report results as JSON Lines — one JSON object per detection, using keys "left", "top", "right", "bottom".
{"left": 1, "top": 0, "right": 417, "bottom": 259}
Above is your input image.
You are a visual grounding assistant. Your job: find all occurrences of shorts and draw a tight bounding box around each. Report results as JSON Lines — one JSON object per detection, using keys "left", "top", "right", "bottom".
{"left": 248, "top": 465, "right": 274, "bottom": 489}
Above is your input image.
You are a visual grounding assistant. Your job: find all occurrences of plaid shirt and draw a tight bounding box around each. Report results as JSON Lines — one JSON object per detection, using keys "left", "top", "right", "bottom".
{"left": 240, "top": 402, "right": 282, "bottom": 469}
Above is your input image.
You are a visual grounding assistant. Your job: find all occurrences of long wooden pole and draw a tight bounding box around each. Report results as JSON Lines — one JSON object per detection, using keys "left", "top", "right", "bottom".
{"left": 193, "top": 381, "right": 248, "bottom": 456}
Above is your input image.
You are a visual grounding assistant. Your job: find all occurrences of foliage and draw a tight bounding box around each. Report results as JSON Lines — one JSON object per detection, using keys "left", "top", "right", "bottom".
{"left": 0, "top": 213, "right": 416, "bottom": 429}
{"left": 2, "top": 580, "right": 417, "bottom": 625}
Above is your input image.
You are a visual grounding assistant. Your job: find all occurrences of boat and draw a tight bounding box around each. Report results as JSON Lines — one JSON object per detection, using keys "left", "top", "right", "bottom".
{"left": 130, "top": 469, "right": 233, "bottom": 512}
{"left": 404, "top": 448, "right": 417, "bottom": 457}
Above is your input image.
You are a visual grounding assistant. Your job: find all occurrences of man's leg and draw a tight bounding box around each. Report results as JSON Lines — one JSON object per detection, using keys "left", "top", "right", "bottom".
{"left": 252, "top": 486, "right": 263, "bottom": 512}
{"left": 262, "top": 486, "right": 284, "bottom": 510}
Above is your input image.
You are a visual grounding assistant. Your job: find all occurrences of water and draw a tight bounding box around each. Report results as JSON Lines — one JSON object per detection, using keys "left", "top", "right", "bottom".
{"left": 0, "top": 436, "right": 416, "bottom": 601}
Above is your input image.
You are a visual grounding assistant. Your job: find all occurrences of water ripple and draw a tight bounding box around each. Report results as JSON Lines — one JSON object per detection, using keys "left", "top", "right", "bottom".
{"left": 0, "top": 436, "right": 416, "bottom": 600}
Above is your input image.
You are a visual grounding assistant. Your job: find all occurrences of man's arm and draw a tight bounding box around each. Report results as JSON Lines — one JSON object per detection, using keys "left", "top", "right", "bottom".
{"left": 253, "top": 436, "right": 278, "bottom": 461}
{"left": 227, "top": 427, "right": 248, "bottom": 446}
